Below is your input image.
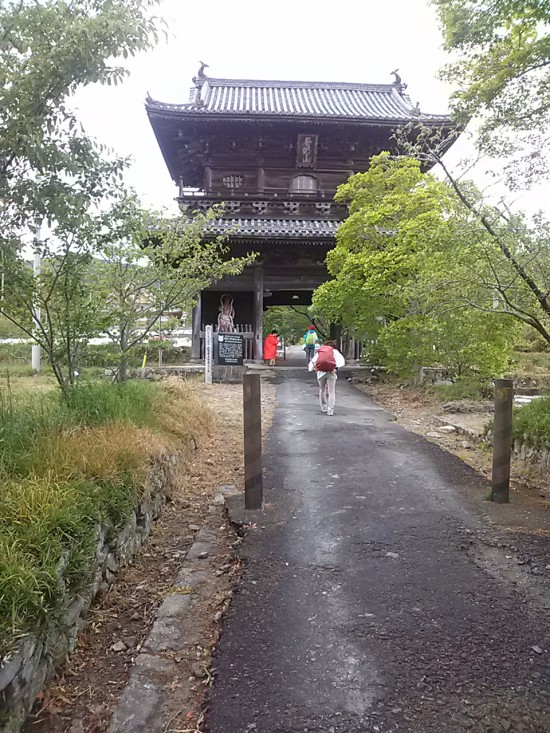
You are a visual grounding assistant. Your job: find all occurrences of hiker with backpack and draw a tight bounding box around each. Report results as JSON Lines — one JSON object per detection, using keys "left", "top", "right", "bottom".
{"left": 303, "top": 325, "right": 318, "bottom": 363}
{"left": 309, "top": 339, "right": 346, "bottom": 416}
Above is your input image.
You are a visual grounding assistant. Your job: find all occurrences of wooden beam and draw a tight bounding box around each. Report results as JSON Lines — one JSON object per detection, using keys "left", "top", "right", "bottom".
{"left": 253, "top": 266, "right": 263, "bottom": 361}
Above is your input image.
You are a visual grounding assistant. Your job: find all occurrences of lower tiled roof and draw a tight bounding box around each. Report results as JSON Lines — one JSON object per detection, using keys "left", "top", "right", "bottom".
{"left": 206, "top": 218, "right": 340, "bottom": 239}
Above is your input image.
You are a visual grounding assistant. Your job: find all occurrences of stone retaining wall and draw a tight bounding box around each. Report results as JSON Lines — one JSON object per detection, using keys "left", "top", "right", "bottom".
{"left": 0, "top": 447, "right": 192, "bottom": 732}
{"left": 512, "top": 437, "right": 550, "bottom": 471}
{"left": 482, "top": 425, "right": 550, "bottom": 473}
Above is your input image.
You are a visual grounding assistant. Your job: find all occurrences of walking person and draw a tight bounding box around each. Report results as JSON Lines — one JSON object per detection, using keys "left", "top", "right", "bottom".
{"left": 303, "top": 325, "right": 318, "bottom": 364}
{"left": 263, "top": 329, "right": 280, "bottom": 367}
{"left": 310, "top": 340, "right": 345, "bottom": 416}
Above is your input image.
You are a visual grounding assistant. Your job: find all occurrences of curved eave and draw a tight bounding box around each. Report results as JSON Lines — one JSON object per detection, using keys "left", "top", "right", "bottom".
{"left": 146, "top": 102, "right": 453, "bottom": 128}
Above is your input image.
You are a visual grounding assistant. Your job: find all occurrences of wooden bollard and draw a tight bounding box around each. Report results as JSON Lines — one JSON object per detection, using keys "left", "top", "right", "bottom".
{"left": 491, "top": 378, "right": 513, "bottom": 503}
{"left": 243, "top": 372, "right": 262, "bottom": 509}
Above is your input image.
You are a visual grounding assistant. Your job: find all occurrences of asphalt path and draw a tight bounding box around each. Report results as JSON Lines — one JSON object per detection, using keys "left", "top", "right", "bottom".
{"left": 205, "top": 372, "right": 550, "bottom": 733}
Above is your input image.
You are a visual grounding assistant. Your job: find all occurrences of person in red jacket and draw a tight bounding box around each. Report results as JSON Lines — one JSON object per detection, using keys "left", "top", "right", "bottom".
{"left": 263, "top": 329, "right": 280, "bottom": 366}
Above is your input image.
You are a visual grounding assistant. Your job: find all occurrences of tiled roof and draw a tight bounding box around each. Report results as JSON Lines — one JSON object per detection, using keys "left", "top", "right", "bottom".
{"left": 146, "top": 76, "right": 449, "bottom": 123}
{"left": 205, "top": 218, "right": 340, "bottom": 239}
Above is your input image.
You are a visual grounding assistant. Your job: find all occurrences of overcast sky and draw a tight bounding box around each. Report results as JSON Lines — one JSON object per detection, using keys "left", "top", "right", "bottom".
{"left": 72, "top": 0, "right": 545, "bottom": 215}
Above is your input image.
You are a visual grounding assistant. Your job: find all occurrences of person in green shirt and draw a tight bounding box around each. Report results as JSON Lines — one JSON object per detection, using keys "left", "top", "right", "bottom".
{"left": 303, "top": 325, "right": 318, "bottom": 363}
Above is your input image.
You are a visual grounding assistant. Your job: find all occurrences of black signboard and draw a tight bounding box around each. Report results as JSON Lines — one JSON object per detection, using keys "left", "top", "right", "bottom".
{"left": 217, "top": 333, "right": 244, "bottom": 366}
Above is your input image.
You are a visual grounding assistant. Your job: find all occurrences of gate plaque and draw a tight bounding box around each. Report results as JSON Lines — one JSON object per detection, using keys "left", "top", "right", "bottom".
{"left": 217, "top": 333, "right": 244, "bottom": 366}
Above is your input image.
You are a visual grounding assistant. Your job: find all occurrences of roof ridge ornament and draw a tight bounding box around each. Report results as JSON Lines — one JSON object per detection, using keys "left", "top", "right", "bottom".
{"left": 191, "top": 61, "right": 209, "bottom": 107}
{"left": 193, "top": 61, "right": 209, "bottom": 86}
{"left": 391, "top": 69, "right": 407, "bottom": 95}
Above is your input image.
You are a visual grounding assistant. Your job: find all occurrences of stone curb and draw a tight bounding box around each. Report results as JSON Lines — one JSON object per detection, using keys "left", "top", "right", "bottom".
{"left": 108, "top": 486, "right": 240, "bottom": 733}
{"left": 432, "top": 415, "right": 486, "bottom": 443}
{"left": 220, "top": 484, "right": 265, "bottom": 529}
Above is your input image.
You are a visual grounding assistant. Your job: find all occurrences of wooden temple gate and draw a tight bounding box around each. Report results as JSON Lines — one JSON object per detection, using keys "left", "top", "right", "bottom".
{"left": 147, "top": 67, "right": 455, "bottom": 360}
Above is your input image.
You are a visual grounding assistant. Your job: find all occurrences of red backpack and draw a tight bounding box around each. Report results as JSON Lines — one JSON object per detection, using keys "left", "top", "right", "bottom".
{"left": 316, "top": 345, "right": 336, "bottom": 372}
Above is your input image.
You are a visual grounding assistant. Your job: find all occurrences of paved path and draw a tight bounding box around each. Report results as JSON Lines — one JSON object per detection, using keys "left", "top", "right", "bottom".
{"left": 206, "top": 374, "right": 550, "bottom": 733}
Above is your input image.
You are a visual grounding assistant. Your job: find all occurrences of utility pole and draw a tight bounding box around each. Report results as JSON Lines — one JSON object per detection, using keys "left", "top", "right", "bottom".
{"left": 31, "top": 222, "right": 42, "bottom": 373}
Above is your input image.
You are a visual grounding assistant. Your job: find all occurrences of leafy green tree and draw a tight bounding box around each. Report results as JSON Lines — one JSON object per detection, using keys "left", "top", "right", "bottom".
{"left": 0, "top": 0, "right": 162, "bottom": 392}
{"left": 434, "top": 0, "right": 550, "bottom": 183}
{"left": 0, "top": 224, "right": 107, "bottom": 392}
{"left": 313, "top": 154, "right": 524, "bottom": 378}
{"left": 0, "top": 0, "right": 160, "bottom": 238}
{"left": 94, "top": 196, "right": 253, "bottom": 380}
{"left": 263, "top": 306, "right": 327, "bottom": 344}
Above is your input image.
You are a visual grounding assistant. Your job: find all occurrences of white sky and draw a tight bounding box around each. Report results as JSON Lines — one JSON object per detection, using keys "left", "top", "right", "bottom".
{"left": 72, "top": 0, "right": 546, "bottom": 215}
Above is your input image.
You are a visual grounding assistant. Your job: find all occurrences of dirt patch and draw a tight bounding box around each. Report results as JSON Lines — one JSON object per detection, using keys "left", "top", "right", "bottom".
{"left": 25, "top": 380, "right": 276, "bottom": 733}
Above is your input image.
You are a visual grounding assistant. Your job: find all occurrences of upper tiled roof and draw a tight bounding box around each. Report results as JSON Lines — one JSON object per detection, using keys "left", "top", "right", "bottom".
{"left": 205, "top": 217, "right": 340, "bottom": 240}
{"left": 146, "top": 76, "right": 450, "bottom": 123}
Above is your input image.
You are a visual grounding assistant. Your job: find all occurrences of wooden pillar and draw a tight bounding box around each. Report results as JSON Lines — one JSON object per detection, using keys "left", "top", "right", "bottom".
{"left": 343, "top": 332, "right": 355, "bottom": 361}
{"left": 243, "top": 372, "right": 263, "bottom": 509}
{"left": 253, "top": 266, "right": 263, "bottom": 361}
{"left": 191, "top": 293, "right": 202, "bottom": 361}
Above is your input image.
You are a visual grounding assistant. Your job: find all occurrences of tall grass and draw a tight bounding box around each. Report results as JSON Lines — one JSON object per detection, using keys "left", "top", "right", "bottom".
{"left": 0, "top": 379, "right": 211, "bottom": 650}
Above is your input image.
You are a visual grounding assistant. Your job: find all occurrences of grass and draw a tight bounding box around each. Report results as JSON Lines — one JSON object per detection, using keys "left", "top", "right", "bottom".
{"left": 510, "top": 350, "right": 550, "bottom": 376}
{"left": 513, "top": 395, "right": 550, "bottom": 444}
{"left": 0, "top": 378, "right": 212, "bottom": 651}
{"left": 428, "top": 377, "right": 493, "bottom": 402}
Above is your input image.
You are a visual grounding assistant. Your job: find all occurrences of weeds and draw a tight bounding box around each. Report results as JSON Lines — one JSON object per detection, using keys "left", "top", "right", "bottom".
{"left": 0, "top": 378, "right": 212, "bottom": 650}
{"left": 429, "top": 377, "right": 492, "bottom": 402}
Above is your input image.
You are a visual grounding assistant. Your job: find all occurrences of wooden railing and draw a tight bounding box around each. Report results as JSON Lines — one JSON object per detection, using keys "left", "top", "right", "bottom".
{"left": 339, "top": 335, "right": 364, "bottom": 362}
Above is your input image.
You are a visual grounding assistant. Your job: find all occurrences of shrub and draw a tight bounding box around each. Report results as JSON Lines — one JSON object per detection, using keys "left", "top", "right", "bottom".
{"left": 79, "top": 342, "right": 189, "bottom": 369}
{"left": 513, "top": 396, "right": 550, "bottom": 443}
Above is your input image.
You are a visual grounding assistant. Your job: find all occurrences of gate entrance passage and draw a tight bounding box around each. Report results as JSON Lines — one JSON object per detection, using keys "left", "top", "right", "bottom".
{"left": 146, "top": 68, "right": 456, "bottom": 360}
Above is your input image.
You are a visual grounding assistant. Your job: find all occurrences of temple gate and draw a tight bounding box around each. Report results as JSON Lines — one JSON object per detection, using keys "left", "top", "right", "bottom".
{"left": 146, "top": 68, "right": 455, "bottom": 361}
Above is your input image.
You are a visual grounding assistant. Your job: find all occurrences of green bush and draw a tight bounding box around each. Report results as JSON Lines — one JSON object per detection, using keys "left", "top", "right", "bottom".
{"left": 79, "top": 341, "right": 188, "bottom": 368}
{"left": 361, "top": 339, "right": 388, "bottom": 367}
{"left": 513, "top": 396, "right": 550, "bottom": 443}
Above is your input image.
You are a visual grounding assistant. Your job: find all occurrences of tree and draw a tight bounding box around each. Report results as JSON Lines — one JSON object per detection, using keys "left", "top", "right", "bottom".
{"left": 0, "top": 0, "right": 161, "bottom": 238}
{"left": 263, "top": 306, "right": 328, "bottom": 344}
{"left": 313, "top": 154, "right": 522, "bottom": 378}
{"left": 0, "top": 0, "right": 162, "bottom": 393}
{"left": 1, "top": 223, "right": 107, "bottom": 392}
{"left": 94, "top": 196, "right": 253, "bottom": 380}
{"left": 433, "top": 0, "right": 550, "bottom": 184}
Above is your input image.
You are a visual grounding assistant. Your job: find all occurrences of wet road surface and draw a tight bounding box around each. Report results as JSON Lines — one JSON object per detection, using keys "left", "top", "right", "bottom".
{"left": 206, "top": 373, "right": 550, "bottom": 733}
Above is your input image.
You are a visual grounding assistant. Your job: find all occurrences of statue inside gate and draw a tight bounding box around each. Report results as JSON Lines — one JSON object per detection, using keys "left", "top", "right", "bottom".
{"left": 217, "top": 293, "right": 235, "bottom": 332}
